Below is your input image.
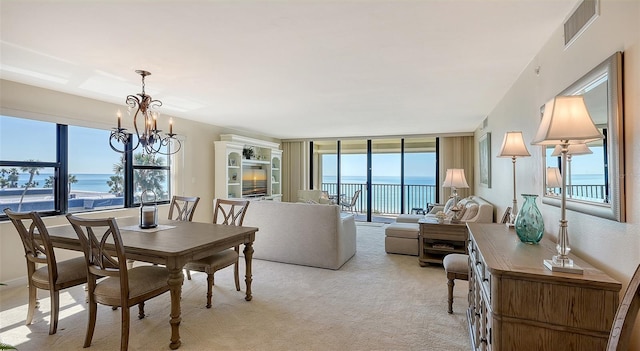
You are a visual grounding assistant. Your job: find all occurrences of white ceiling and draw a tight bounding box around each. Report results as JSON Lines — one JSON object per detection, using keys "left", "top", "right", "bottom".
{"left": 0, "top": 0, "right": 579, "bottom": 140}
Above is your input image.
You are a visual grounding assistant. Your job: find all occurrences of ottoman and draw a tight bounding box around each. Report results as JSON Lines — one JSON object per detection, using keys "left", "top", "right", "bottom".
{"left": 395, "top": 214, "right": 425, "bottom": 223}
{"left": 385, "top": 223, "right": 419, "bottom": 256}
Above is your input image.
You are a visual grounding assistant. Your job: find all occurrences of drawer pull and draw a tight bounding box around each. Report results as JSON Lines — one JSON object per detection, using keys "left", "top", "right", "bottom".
{"left": 480, "top": 338, "right": 488, "bottom": 344}
{"left": 483, "top": 278, "right": 489, "bottom": 282}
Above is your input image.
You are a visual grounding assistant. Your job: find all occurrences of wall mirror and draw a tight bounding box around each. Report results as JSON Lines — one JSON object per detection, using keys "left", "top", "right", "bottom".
{"left": 542, "top": 51, "right": 625, "bottom": 222}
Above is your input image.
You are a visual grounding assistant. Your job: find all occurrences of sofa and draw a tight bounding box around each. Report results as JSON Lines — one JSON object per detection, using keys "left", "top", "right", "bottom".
{"left": 396, "top": 195, "right": 494, "bottom": 224}
{"left": 386, "top": 196, "right": 493, "bottom": 256}
{"left": 242, "top": 200, "right": 356, "bottom": 270}
{"left": 297, "top": 189, "right": 331, "bottom": 204}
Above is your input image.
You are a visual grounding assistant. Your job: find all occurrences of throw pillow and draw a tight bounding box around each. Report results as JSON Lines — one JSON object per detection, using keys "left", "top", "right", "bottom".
{"left": 461, "top": 203, "right": 479, "bottom": 221}
{"left": 443, "top": 197, "right": 455, "bottom": 212}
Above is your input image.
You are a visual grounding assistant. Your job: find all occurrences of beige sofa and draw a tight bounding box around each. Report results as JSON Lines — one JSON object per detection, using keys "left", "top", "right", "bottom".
{"left": 386, "top": 196, "right": 493, "bottom": 256}
{"left": 242, "top": 201, "right": 356, "bottom": 270}
{"left": 396, "top": 195, "right": 494, "bottom": 224}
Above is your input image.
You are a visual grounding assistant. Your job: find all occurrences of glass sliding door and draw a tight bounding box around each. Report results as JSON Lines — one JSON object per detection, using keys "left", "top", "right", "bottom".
{"left": 310, "top": 136, "right": 438, "bottom": 222}
{"left": 339, "top": 140, "right": 368, "bottom": 219}
{"left": 403, "top": 137, "right": 438, "bottom": 214}
{"left": 371, "top": 138, "right": 402, "bottom": 219}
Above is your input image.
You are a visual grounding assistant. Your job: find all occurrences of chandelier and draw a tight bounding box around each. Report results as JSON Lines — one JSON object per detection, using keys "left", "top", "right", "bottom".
{"left": 109, "top": 70, "right": 181, "bottom": 155}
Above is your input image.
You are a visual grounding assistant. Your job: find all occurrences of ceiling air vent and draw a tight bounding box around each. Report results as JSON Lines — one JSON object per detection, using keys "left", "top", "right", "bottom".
{"left": 564, "top": 0, "right": 599, "bottom": 47}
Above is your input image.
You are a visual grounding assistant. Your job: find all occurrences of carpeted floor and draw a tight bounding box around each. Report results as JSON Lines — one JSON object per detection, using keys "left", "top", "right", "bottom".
{"left": 0, "top": 223, "right": 470, "bottom": 350}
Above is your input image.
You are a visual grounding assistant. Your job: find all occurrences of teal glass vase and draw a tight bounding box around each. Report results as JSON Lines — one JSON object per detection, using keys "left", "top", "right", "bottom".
{"left": 515, "top": 194, "right": 544, "bottom": 244}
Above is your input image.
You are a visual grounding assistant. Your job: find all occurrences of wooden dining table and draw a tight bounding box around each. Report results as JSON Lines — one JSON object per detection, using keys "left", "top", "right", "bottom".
{"left": 46, "top": 216, "right": 258, "bottom": 350}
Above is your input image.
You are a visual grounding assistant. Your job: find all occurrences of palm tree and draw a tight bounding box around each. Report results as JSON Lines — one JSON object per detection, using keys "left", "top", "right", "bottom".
{"left": 107, "top": 175, "right": 124, "bottom": 196}
{"left": 44, "top": 175, "right": 55, "bottom": 188}
{"left": 18, "top": 161, "right": 43, "bottom": 211}
{"left": 68, "top": 174, "right": 77, "bottom": 192}
{"left": 0, "top": 168, "right": 19, "bottom": 188}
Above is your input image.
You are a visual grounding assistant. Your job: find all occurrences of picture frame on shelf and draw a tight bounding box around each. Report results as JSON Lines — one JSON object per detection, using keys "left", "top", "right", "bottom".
{"left": 479, "top": 132, "right": 491, "bottom": 188}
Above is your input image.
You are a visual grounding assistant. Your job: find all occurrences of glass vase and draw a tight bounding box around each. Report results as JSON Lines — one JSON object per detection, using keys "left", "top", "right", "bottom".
{"left": 515, "top": 194, "right": 544, "bottom": 244}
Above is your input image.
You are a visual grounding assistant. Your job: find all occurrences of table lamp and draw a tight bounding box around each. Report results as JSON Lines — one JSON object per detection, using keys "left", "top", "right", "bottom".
{"left": 442, "top": 168, "right": 469, "bottom": 207}
{"left": 532, "top": 96, "right": 603, "bottom": 274}
{"left": 546, "top": 167, "right": 562, "bottom": 195}
{"left": 550, "top": 143, "right": 592, "bottom": 198}
{"left": 497, "top": 131, "right": 531, "bottom": 225}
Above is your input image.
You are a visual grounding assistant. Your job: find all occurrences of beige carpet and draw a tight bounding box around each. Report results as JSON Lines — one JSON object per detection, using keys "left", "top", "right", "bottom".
{"left": 0, "top": 223, "right": 470, "bottom": 350}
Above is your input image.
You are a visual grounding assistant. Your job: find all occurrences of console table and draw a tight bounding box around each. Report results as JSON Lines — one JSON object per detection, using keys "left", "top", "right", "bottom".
{"left": 466, "top": 223, "right": 621, "bottom": 351}
{"left": 418, "top": 218, "right": 467, "bottom": 266}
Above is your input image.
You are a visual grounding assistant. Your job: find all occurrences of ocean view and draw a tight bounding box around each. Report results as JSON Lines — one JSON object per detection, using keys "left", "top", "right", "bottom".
{"left": 13, "top": 173, "right": 112, "bottom": 193}
{"left": 7, "top": 173, "right": 606, "bottom": 194}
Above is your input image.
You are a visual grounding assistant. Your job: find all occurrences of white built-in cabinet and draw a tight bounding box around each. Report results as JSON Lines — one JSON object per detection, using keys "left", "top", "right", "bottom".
{"left": 214, "top": 134, "right": 282, "bottom": 201}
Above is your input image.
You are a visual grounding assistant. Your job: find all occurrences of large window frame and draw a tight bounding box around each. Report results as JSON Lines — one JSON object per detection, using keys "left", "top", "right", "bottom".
{"left": 0, "top": 115, "right": 171, "bottom": 219}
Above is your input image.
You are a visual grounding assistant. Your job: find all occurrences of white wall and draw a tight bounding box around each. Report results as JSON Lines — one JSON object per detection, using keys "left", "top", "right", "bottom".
{"left": 474, "top": 1, "right": 640, "bottom": 347}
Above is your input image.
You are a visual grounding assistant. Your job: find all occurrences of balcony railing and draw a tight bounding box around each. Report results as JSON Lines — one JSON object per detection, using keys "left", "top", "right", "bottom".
{"left": 325, "top": 183, "right": 607, "bottom": 215}
{"left": 322, "top": 182, "right": 437, "bottom": 215}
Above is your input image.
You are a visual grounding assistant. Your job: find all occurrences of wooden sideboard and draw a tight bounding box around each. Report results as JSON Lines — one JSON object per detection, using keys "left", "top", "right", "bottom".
{"left": 466, "top": 223, "right": 621, "bottom": 351}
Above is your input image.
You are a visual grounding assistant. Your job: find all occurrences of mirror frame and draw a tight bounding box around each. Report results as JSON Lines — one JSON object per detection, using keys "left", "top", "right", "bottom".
{"left": 541, "top": 51, "right": 625, "bottom": 222}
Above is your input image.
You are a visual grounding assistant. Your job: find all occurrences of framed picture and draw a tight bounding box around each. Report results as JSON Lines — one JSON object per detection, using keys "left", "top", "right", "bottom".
{"left": 479, "top": 132, "right": 491, "bottom": 188}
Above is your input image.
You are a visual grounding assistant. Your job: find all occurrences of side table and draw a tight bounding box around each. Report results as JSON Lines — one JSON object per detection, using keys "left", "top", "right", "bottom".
{"left": 418, "top": 218, "right": 468, "bottom": 266}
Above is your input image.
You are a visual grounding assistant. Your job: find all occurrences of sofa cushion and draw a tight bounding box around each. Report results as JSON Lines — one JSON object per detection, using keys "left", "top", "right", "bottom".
{"left": 461, "top": 203, "right": 479, "bottom": 221}
{"left": 443, "top": 197, "right": 455, "bottom": 212}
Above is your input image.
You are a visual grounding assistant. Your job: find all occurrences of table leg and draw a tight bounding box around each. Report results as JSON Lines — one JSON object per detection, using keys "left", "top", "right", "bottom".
{"left": 243, "top": 242, "right": 254, "bottom": 301}
{"left": 167, "top": 266, "right": 184, "bottom": 349}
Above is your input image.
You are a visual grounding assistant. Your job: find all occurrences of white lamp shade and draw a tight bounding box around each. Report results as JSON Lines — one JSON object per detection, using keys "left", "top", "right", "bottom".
{"left": 442, "top": 169, "right": 469, "bottom": 189}
{"left": 532, "top": 96, "right": 604, "bottom": 145}
{"left": 498, "top": 131, "right": 531, "bottom": 157}
{"left": 550, "top": 143, "right": 593, "bottom": 157}
{"left": 546, "top": 167, "right": 562, "bottom": 188}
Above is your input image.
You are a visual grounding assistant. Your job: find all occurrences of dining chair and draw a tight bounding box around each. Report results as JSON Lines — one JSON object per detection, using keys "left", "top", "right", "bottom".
{"left": 3, "top": 209, "right": 88, "bottom": 335}
{"left": 168, "top": 195, "right": 200, "bottom": 222}
{"left": 184, "top": 199, "right": 249, "bottom": 308}
{"left": 341, "top": 189, "right": 361, "bottom": 213}
{"left": 168, "top": 195, "right": 200, "bottom": 280}
{"left": 66, "top": 214, "right": 171, "bottom": 351}
{"left": 606, "top": 263, "right": 640, "bottom": 351}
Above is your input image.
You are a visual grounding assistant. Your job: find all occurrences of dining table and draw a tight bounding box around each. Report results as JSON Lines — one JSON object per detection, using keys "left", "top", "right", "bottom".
{"left": 46, "top": 216, "right": 258, "bottom": 350}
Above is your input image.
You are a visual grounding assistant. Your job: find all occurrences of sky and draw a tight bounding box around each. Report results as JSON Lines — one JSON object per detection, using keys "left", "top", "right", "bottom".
{"left": 322, "top": 153, "right": 436, "bottom": 178}
{"left": 2, "top": 116, "right": 128, "bottom": 174}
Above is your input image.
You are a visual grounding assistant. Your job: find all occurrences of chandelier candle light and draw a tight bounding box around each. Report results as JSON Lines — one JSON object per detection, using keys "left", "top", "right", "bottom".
{"left": 497, "top": 131, "right": 531, "bottom": 225}
{"left": 532, "top": 95, "right": 604, "bottom": 274}
{"left": 109, "top": 70, "right": 181, "bottom": 155}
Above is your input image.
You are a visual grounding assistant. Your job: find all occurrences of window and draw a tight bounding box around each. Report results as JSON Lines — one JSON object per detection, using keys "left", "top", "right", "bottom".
{"left": 0, "top": 115, "right": 172, "bottom": 219}
{"left": 68, "top": 126, "right": 124, "bottom": 213}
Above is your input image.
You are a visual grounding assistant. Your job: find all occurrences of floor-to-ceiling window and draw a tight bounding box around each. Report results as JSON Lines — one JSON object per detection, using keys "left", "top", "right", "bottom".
{"left": 312, "top": 136, "right": 437, "bottom": 222}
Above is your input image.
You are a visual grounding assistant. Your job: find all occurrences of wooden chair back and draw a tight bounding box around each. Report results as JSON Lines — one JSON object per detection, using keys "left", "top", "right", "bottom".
{"left": 4, "top": 209, "right": 59, "bottom": 284}
{"left": 168, "top": 195, "right": 200, "bottom": 221}
{"left": 213, "top": 199, "right": 250, "bottom": 226}
{"left": 607, "top": 264, "right": 640, "bottom": 351}
{"left": 66, "top": 215, "right": 130, "bottom": 295}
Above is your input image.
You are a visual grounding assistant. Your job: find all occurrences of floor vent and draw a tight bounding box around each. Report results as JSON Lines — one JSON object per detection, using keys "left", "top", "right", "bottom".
{"left": 564, "top": 0, "right": 599, "bottom": 47}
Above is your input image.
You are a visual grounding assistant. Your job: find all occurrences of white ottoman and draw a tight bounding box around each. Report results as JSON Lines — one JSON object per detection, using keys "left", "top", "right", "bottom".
{"left": 385, "top": 223, "right": 419, "bottom": 256}
{"left": 395, "top": 214, "right": 425, "bottom": 223}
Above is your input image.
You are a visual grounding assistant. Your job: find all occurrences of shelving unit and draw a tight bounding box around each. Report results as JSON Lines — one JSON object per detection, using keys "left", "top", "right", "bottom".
{"left": 418, "top": 219, "right": 468, "bottom": 266}
{"left": 214, "top": 134, "right": 282, "bottom": 201}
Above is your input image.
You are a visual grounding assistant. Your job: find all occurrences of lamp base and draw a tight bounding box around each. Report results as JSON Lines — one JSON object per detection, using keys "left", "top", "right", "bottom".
{"left": 543, "top": 259, "right": 583, "bottom": 274}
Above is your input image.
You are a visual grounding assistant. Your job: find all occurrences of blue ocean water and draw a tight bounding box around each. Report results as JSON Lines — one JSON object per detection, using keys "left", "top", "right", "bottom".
{"left": 14, "top": 173, "right": 112, "bottom": 193}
